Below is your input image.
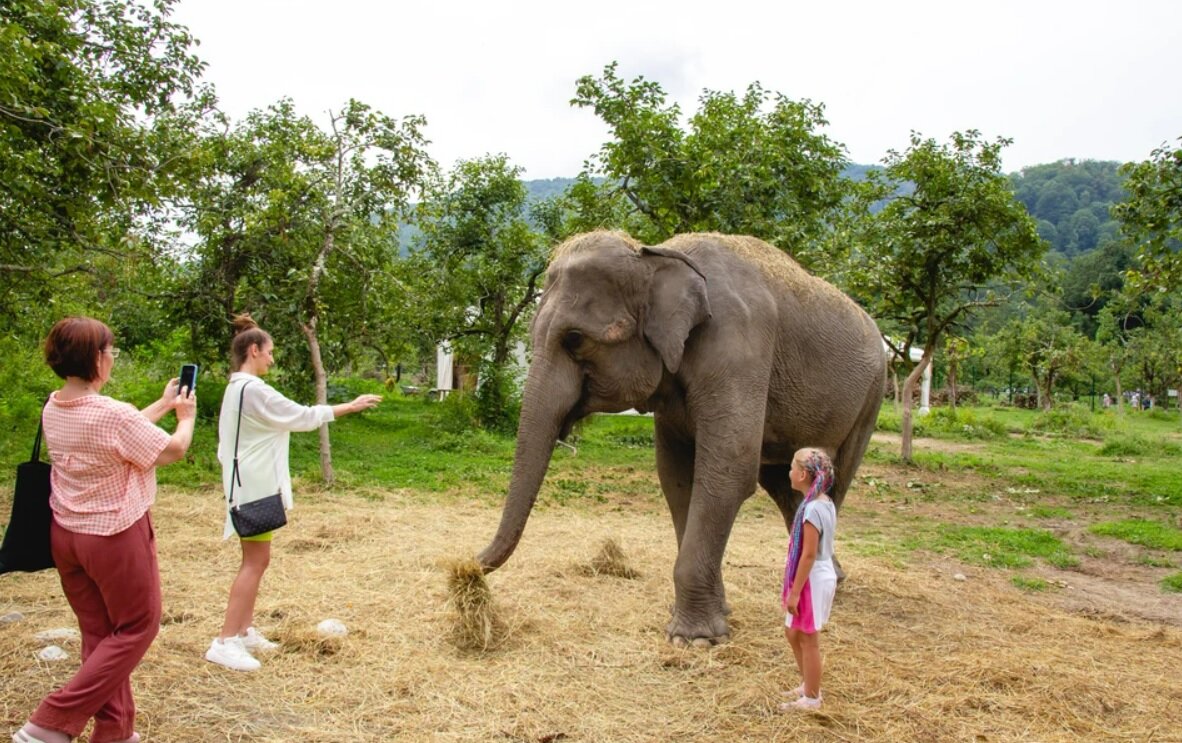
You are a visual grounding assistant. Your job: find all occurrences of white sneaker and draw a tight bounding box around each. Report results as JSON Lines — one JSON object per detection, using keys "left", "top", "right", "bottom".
{"left": 240, "top": 626, "right": 279, "bottom": 651}
{"left": 205, "top": 636, "right": 260, "bottom": 671}
{"left": 779, "top": 695, "right": 822, "bottom": 712}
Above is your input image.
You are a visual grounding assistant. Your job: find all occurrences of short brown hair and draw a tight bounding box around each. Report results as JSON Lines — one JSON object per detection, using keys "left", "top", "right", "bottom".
{"left": 44, "top": 316, "right": 115, "bottom": 381}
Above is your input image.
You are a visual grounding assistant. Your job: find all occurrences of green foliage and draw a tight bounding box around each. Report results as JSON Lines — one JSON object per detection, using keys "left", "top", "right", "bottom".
{"left": 993, "top": 306, "right": 1089, "bottom": 410}
{"left": 1115, "top": 137, "right": 1182, "bottom": 292}
{"left": 876, "top": 406, "right": 1007, "bottom": 440}
{"left": 1088, "top": 519, "right": 1182, "bottom": 551}
{"left": 568, "top": 62, "right": 850, "bottom": 261}
{"left": 923, "top": 407, "right": 1008, "bottom": 439}
{"left": 473, "top": 363, "right": 522, "bottom": 435}
{"left": 0, "top": 0, "right": 210, "bottom": 338}
{"left": 1100, "top": 432, "right": 1181, "bottom": 457}
{"left": 1029, "top": 405, "right": 1113, "bottom": 438}
{"left": 409, "top": 154, "right": 548, "bottom": 403}
{"left": 1161, "top": 573, "right": 1182, "bottom": 593}
{"left": 426, "top": 392, "right": 480, "bottom": 436}
{"left": 180, "top": 97, "right": 435, "bottom": 384}
{"left": 905, "top": 524, "right": 1075, "bottom": 569}
{"left": 846, "top": 131, "right": 1046, "bottom": 459}
{"left": 1010, "top": 160, "right": 1125, "bottom": 257}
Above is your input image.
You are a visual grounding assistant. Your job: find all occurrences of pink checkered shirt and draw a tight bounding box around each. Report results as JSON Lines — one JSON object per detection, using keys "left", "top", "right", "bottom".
{"left": 42, "top": 392, "right": 171, "bottom": 536}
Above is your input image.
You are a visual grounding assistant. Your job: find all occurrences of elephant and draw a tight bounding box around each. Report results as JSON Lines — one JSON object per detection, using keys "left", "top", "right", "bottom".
{"left": 477, "top": 230, "right": 886, "bottom": 647}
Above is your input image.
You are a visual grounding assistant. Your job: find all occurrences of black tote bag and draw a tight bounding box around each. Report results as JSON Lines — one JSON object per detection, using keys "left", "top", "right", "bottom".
{"left": 0, "top": 409, "right": 55, "bottom": 574}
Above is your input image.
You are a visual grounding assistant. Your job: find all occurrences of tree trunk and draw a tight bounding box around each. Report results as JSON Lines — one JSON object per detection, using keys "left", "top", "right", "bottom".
{"left": 900, "top": 349, "right": 933, "bottom": 463}
{"left": 1114, "top": 375, "right": 1124, "bottom": 415}
{"left": 301, "top": 316, "right": 334, "bottom": 486}
{"left": 948, "top": 362, "right": 958, "bottom": 411}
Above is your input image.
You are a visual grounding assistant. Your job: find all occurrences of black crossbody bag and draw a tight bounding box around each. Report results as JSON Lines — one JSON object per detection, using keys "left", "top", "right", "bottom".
{"left": 1, "top": 405, "right": 55, "bottom": 574}
{"left": 228, "top": 382, "right": 287, "bottom": 538}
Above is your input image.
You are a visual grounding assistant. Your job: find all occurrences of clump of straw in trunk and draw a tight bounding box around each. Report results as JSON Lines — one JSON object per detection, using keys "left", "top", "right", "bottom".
{"left": 578, "top": 537, "right": 639, "bottom": 579}
{"left": 446, "top": 557, "right": 501, "bottom": 651}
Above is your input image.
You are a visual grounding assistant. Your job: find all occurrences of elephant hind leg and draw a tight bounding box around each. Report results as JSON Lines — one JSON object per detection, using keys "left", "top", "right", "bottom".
{"left": 831, "top": 378, "right": 885, "bottom": 511}
{"left": 759, "top": 464, "right": 800, "bottom": 535}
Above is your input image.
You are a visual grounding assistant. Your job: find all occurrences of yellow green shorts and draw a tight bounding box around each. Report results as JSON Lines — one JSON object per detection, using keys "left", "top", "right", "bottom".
{"left": 240, "top": 531, "right": 275, "bottom": 542}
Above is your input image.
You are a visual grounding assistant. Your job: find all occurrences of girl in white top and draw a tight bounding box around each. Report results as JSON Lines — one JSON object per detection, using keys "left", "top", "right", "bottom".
{"left": 205, "top": 314, "right": 381, "bottom": 672}
{"left": 780, "top": 447, "right": 838, "bottom": 712}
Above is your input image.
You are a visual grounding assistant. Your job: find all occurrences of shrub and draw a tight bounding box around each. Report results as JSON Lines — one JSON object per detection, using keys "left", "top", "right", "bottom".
{"left": 1029, "top": 405, "right": 1112, "bottom": 438}
{"left": 427, "top": 391, "right": 479, "bottom": 435}
{"left": 473, "top": 363, "right": 521, "bottom": 435}
{"left": 1100, "top": 433, "right": 1181, "bottom": 458}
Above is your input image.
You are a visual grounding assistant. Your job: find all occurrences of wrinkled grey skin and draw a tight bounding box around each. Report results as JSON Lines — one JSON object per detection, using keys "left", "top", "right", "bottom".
{"left": 478, "top": 231, "right": 885, "bottom": 647}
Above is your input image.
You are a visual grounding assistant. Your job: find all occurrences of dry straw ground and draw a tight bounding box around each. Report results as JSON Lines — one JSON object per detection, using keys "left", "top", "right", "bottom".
{"left": 4, "top": 465, "right": 1182, "bottom": 742}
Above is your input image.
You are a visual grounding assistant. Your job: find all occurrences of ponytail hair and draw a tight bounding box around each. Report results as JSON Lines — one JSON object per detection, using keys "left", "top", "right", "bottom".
{"left": 229, "top": 313, "right": 271, "bottom": 371}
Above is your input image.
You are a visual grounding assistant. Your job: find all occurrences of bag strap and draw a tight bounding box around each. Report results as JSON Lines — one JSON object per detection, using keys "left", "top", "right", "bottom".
{"left": 30, "top": 402, "right": 47, "bottom": 463}
{"left": 227, "top": 380, "right": 253, "bottom": 507}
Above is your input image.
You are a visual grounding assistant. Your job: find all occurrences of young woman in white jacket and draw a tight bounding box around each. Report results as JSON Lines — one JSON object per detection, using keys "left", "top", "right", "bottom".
{"left": 205, "top": 314, "right": 381, "bottom": 672}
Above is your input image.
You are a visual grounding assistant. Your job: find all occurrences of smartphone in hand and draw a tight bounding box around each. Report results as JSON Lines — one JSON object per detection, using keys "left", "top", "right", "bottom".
{"left": 179, "top": 363, "right": 198, "bottom": 395}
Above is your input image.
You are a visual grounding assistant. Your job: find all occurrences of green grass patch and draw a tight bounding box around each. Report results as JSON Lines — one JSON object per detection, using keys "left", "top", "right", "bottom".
{"left": 1089, "top": 519, "right": 1182, "bottom": 551}
{"left": 1161, "top": 572, "right": 1182, "bottom": 593}
{"left": 1011, "top": 575, "right": 1051, "bottom": 592}
{"left": 904, "top": 524, "right": 1076, "bottom": 569}
{"left": 1028, "top": 505, "right": 1073, "bottom": 519}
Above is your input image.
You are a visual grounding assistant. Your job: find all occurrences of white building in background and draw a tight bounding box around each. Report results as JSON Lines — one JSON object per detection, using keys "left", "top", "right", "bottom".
{"left": 435, "top": 341, "right": 528, "bottom": 398}
{"left": 887, "top": 341, "right": 932, "bottom": 414}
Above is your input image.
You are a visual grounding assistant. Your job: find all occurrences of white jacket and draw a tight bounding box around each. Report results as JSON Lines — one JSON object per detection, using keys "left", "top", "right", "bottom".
{"left": 217, "top": 372, "right": 335, "bottom": 539}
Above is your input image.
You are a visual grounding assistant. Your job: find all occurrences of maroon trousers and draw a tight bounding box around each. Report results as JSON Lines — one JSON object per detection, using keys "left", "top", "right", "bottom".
{"left": 31, "top": 513, "right": 161, "bottom": 742}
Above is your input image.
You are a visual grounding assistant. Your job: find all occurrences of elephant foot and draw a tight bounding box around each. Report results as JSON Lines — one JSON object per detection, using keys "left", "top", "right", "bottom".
{"left": 666, "top": 611, "right": 731, "bottom": 648}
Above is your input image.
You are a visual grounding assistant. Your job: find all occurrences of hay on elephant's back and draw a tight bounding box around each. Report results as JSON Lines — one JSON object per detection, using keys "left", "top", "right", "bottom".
{"left": 576, "top": 537, "right": 639, "bottom": 579}
{"left": 445, "top": 557, "right": 505, "bottom": 651}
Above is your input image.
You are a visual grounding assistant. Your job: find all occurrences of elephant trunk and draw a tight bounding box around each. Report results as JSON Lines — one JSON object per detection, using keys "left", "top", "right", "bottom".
{"left": 477, "top": 352, "right": 582, "bottom": 572}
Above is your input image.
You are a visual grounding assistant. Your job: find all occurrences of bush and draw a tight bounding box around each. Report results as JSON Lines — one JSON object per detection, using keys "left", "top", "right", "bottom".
{"left": 426, "top": 391, "right": 479, "bottom": 435}
{"left": 473, "top": 363, "right": 521, "bottom": 435}
{"left": 1100, "top": 433, "right": 1181, "bottom": 458}
{"left": 876, "top": 405, "right": 1005, "bottom": 439}
{"left": 1029, "top": 405, "right": 1113, "bottom": 438}
{"left": 924, "top": 407, "right": 1007, "bottom": 439}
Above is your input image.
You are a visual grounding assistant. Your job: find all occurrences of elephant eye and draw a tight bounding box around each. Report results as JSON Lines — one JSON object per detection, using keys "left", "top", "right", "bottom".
{"left": 562, "top": 330, "right": 584, "bottom": 353}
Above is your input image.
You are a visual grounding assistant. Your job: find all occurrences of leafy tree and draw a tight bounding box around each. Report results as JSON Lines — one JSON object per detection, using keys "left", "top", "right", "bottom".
{"left": 1059, "top": 240, "right": 1136, "bottom": 337}
{"left": 996, "top": 309, "right": 1087, "bottom": 410}
{"left": 568, "top": 62, "right": 849, "bottom": 262}
{"left": 0, "top": 0, "right": 210, "bottom": 335}
{"left": 183, "top": 98, "right": 433, "bottom": 483}
{"left": 846, "top": 131, "right": 1046, "bottom": 460}
{"left": 410, "top": 155, "right": 551, "bottom": 431}
{"left": 1114, "top": 137, "right": 1182, "bottom": 291}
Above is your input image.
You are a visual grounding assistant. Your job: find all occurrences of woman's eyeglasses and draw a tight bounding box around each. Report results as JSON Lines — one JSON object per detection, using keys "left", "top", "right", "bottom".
{"left": 106, "top": 347, "right": 121, "bottom": 359}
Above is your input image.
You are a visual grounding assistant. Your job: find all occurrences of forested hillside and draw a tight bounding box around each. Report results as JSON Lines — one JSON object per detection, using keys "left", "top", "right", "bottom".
{"left": 1010, "top": 160, "right": 1126, "bottom": 257}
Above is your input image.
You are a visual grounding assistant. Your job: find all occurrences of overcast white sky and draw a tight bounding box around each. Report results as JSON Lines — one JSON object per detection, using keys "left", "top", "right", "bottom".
{"left": 172, "top": 0, "right": 1181, "bottom": 180}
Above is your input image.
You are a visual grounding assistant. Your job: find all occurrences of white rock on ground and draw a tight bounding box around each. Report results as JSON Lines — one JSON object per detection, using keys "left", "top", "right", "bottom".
{"left": 316, "top": 618, "right": 347, "bottom": 637}
{"left": 38, "top": 645, "right": 68, "bottom": 661}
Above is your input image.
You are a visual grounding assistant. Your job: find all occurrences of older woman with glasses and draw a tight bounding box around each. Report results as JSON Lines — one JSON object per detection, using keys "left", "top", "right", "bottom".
{"left": 13, "top": 316, "right": 196, "bottom": 743}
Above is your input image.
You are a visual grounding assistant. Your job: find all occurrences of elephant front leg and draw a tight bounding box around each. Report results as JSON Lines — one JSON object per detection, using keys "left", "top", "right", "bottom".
{"left": 665, "top": 491, "right": 745, "bottom": 647}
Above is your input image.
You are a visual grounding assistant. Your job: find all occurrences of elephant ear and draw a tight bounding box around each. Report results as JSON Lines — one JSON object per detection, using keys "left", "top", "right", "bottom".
{"left": 640, "top": 246, "right": 712, "bottom": 374}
